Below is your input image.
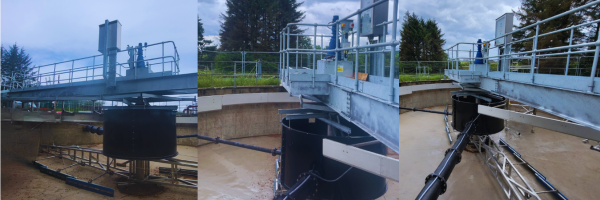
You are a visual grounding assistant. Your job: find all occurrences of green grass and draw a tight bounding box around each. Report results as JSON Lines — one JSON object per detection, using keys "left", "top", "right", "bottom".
{"left": 398, "top": 74, "right": 445, "bottom": 82}
{"left": 198, "top": 74, "right": 280, "bottom": 88}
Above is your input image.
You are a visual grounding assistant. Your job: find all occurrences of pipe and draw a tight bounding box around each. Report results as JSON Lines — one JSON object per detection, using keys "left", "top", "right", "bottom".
{"left": 197, "top": 135, "right": 282, "bottom": 156}
{"left": 176, "top": 134, "right": 197, "bottom": 138}
{"left": 399, "top": 106, "right": 452, "bottom": 115}
{"left": 415, "top": 115, "right": 479, "bottom": 200}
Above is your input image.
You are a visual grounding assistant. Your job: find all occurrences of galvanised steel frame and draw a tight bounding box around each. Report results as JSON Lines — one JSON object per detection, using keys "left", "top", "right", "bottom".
{"left": 279, "top": 0, "right": 401, "bottom": 152}
{"left": 4, "top": 41, "right": 181, "bottom": 90}
{"left": 444, "top": 0, "right": 600, "bottom": 132}
{"left": 472, "top": 136, "right": 543, "bottom": 200}
{"left": 37, "top": 145, "right": 197, "bottom": 189}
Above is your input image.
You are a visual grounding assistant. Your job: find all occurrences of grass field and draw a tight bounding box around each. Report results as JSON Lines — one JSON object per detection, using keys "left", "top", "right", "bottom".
{"left": 198, "top": 74, "right": 280, "bottom": 88}
{"left": 398, "top": 74, "right": 445, "bottom": 82}
{"left": 198, "top": 71, "right": 445, "bottom": 88}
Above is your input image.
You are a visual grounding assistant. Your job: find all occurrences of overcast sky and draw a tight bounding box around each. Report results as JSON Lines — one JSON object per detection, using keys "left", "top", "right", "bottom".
{"left": 2, "top": 0, "right": 197, "bottom": 110}
{"left": 198, "top": 0, "right": 522, "bottom": 53}
{"left": 2, "top": 0, "right": 197, "bottom": 74}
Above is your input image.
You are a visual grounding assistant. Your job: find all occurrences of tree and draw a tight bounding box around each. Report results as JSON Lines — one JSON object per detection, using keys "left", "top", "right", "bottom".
{"left": 512, "top": 0, "right": 590, "bottom": 53}
{"left": 511, "top": 0, "right": 591, "bottom": 73}
{"left": 422, "top": 19, "right": 446, "bottom": 61}
{"left": 399, "top": 12, "right": 446, "bottom": 61}
{"left": 1, "top": 44, "right": 37, "bottom": 88}
{"left": 198, "top": 17, "right": 213, "bottom": 62}
{"left": 218, "top": 0, "right": 304, "bottom": 54}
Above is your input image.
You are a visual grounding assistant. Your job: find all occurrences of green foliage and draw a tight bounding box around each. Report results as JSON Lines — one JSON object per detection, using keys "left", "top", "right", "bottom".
{"left": 1, "top": 44, "right": 36, "bottom": 86}
{"left": 513, "top": 0, "right": 590, "bottom": 53}
{"left": 399, "top": 12, "right": 446, "bottom": 61}
{"left": 198, "top": 18, "right": 213, "bottom": 62}
{"left": 219, "top": 0, "right": 305, "bottom": 52}
{"left": 198, "top": 74, "right": 280, "bottom": 88}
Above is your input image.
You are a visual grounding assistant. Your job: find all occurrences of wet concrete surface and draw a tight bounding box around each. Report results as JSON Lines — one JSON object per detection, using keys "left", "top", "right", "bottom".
{"left": 399, "top": 105, "right": 600, "bottom": 200}
{"left": 1, "top": 145, "right": 197, "bottom": 200}
{"left": 197, "top": 135, "right": 400, "bottom": 200}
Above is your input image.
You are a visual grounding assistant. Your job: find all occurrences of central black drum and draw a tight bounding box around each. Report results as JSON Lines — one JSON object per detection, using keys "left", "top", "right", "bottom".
{"left": 280, "top": 117, "right": 387, "bottom": 199}
{"left": 103, "top": 106, "right": 178, "bottom": 160}
{"left": 452, "top": 94, "right": 507, "bottom": 135}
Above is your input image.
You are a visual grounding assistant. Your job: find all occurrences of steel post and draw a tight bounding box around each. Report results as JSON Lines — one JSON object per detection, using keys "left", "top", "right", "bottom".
{"left": 531, "top": 24, "right": 540, "bottom": 82}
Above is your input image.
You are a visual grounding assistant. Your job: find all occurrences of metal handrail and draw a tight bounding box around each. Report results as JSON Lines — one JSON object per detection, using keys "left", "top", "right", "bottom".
{"left": 279, "top": 0, "right": 400, "bottom": 102}
{"left": 444, "top": 0, "right": 600, "bottom": 93}
{"left": 2, "top": 41, "right": 180, "bottom": 90}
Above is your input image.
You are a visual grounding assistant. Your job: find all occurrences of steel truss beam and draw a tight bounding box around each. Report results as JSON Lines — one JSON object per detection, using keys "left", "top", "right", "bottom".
{"left": 3, "top": 73, "right": 197, "bottom": 101}
{"left": 473, "top": 135, "right": 554, "bottom": 200}
{"left": 36, "top": 145, "right": 197, "bottom": 192}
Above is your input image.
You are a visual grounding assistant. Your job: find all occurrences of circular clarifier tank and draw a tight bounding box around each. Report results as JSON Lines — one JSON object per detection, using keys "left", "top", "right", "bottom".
{"left": 102, "top": 106, "right": 178, "bottom": 160}
{"left": 452, "top": 94, "right": 507, "bottom": 135}
{"left": 280, "top": 117, "right": 387, "bottom": 199}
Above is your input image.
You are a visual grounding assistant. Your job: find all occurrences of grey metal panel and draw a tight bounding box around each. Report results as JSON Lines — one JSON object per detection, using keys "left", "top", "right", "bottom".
{"left": 480, "top": 77, "right": 600, "bottom": 131}
{"left": 6, "top": 73, "right": 197, "bottom": 101}
{"left": 289, "top": 74, "right": 330, "bottom": 82}
{"left": 98, "top": 20, "right": 122, "bottom": 52}
{"left": 349, "top": 92, "right": 399, "bottom": 152}
{"left": 289, "top": 82, "right": 330, "bottom": 96}
{"left": 323, "top": 139, "right": 399, "bottom": 181}
{"left": 278, "top": 109, "right": 321, "bottom": 114}
{"left": 302, "top": 103, "right": 335, "bottom": 112}
{"left": 317, "top": 118, "right": 352, "bottom": 134}
{"left": 361, "top": 80, "right": 390, "bottom": 100}
{"left": 478, "top": 105, "right": 600, "bottom": 141}
{"left": 337, "top": 76, "right": 356, "bottom": 90}
{"left": 285, "top": 113, "right": 330, "bottom": 120}
{"left": 533, "top": 74, "right": 590, "bottom": 92}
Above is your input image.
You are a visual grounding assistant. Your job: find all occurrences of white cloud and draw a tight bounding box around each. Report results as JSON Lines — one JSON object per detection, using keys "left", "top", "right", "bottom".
{"left": 2, "top": 0, "right": 198, "bottom": 74}
{"left": 197, "top": 0, "right": 520, "bottom": 55}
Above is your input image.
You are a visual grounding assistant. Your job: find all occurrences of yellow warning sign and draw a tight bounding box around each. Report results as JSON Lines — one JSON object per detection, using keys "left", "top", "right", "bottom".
{"left": 337, "top": 66, "right": 343, "bottom": 72}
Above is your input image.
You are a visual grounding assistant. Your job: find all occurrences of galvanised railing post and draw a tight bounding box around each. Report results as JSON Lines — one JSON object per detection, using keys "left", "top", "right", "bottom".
{"left": 313, "top": 24, "right": 317, "bottom": 88}
{"left": 37, "top": 66, "right": 40, "bottom": 88}
{"left": 321, "top": 35, "right": 324, "bottom": 60}
{"left": 53, "top": 64, "right": 56, "bottom": 86}
{"left": 285, "top": 27, "right": 290, "bottom": 86}
{"left": 162, "top": 42, "right": 165, "bottom": 76}
{"left": 234, "top": 62, "right": 236, "bottom": 87}
{"left": 296, "top": 36, "right": 299, "bottom": 68}
{"left": 388, "top": 0, "right": 399, "bottom": 101}
{"left": 588, "top": 28, "right": 600, "bottom": 93}
{"left": 334, "top": 23, "right": 339, "bottom": 85}
{"left": 355, "top": 11, "right": 361, "bottom": 91}
{"left": 565, "top": 29, "right": 574, "bottom": 75}
{"left": 530, "top": 24, "right": 540, "bottom": 83}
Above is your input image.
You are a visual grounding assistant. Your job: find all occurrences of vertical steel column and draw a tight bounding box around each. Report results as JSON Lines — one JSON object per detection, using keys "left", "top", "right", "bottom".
{"left": 530, "top": 25, "right": 540, "bottom": 82}
{"left": 92, "top": 57, "right": 96, "bottom": 81}
{"left": 355, "top": 11, "right": 361, "bottom": 91}
{"left": 37, "top": 66, "right": 41, "bottom": 88}
{"left": 296, "top": 36, "right": 299, "bottom": 68}
{"left": 277, "top": 32, "right": 283, "bottom": 80}
{"left": 313, "top": 24, "right": 317, "bottom": 87}
{"left": 162, "top": 42, "right": 165, "bottom": 76}
{"left": 588, "top": 27, "right": 600, "bottom": 93}
{"left": 565, "top": 29, "right": 574, "bottom": 76}
{"left": 53, "top": 64, "right": 57, "bottom": 84}
{"left": 456, "top": 45, "right": 459, "bottom": 70}
{"left": 285, "top": 27, "right": 290, "bottom": 86}
{"left": 71, "top": 61, "right": 74, "bottom": 84}
{"left": 334, "top": 23, "right": 339, "bottom": 85}
{"left": 321, "top": 35, "right": 324, "bottom": 60}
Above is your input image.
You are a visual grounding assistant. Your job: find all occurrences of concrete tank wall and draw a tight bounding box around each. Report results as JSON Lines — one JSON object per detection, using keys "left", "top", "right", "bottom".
{"left": 197, "top": 102, "right": 299, "bottom": 146}
{"left": 1, "top": 121, "right": 198, "bottom": 151}
{"left": 398, "top": 82, "right": 461, "bottom": 114}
